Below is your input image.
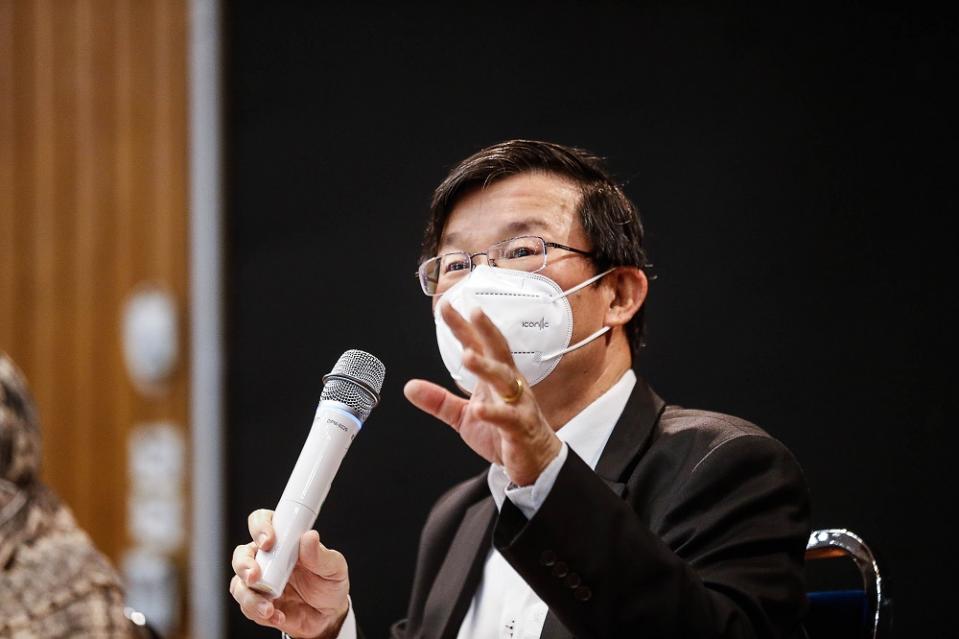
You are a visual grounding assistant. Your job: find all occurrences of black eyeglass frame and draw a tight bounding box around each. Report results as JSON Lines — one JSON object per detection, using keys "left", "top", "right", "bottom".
{"left": 415, "top": 235, "right": 595, "bottom": 296}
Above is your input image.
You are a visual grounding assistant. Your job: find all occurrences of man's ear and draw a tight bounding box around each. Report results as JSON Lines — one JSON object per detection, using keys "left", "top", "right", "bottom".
{"left": 604, "top": 267, "right": 648, "bottom": 328}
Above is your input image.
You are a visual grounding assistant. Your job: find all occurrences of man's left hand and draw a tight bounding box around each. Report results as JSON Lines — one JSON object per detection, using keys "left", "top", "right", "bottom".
{"left": 404, "top": 303, "right": 562, "bottom": 486}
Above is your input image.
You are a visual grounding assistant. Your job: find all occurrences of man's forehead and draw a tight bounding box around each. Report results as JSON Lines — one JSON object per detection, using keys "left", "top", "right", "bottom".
{"left": 438, "top": 173, "right": 582, "bottom": 250}
{"left": 441, "top": 218, "right": 553, "bottom": 251}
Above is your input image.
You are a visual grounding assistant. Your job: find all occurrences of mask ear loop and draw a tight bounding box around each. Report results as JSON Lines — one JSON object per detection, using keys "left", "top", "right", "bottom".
{"left": 547, "top": 267, "right": 615, "bottom": 303}
{"left": 540, "top": 325, "right": 611, "bottom": 361}
{"left": 540, "top": 267, "right": 616, "bottom": 361}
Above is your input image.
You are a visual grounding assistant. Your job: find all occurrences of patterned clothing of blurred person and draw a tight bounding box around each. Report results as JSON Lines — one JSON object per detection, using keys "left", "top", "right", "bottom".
{"left": 0, "top": 352, "right": 138, "bottom": 638}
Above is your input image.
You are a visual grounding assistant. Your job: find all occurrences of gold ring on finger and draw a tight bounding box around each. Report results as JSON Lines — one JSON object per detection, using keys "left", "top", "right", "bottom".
{"left": 500, "top": 377, "right": 524, "bottom": 404}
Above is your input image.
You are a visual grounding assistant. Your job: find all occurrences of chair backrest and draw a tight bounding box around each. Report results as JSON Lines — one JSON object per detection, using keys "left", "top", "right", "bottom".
{"left": 804, "top": 528, "right": 889, "bottom": 639}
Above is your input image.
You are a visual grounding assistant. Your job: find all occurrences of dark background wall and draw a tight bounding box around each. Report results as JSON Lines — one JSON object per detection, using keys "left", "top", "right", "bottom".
{"left": 225, "top": 3, "right": 956, "bottom": 636}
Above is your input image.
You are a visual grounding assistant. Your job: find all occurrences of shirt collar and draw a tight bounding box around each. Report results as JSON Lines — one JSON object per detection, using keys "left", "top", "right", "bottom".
{"left": 554, "top": 369, "right": 636, "bottom": 469}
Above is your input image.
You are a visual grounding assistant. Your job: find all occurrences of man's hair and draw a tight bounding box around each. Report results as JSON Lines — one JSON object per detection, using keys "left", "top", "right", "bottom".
{"left": 421, "top": 139, "right": 650, "bottom": 353}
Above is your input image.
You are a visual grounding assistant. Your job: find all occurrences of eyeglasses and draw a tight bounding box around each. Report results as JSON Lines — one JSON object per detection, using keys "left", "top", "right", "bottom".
{"left": 417, "top": 235, "right": 594, "bottom": 296}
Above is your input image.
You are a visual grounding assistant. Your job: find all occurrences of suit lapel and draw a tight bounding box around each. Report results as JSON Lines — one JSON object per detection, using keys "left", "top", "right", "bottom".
{"left": 423, "top": 496, "right": 497, "bottom": 639}
{"left": 540, "top": 611, "right": 575, "bottom": 639}
{"left": 539, "top": 375, "right": 665, "bottom": 639}
{"left": 594, "top": 374, "right": 666, "bottom": 485}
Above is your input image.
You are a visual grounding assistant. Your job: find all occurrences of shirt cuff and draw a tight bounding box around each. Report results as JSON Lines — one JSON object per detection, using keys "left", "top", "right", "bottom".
{"left": 504, "top": 443, "right": 568, "bottom": 519}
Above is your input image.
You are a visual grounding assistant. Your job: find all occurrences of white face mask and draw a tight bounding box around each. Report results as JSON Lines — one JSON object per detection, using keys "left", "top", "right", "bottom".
{"left": 434, "top": 265, "right": 613, "bottom": 393}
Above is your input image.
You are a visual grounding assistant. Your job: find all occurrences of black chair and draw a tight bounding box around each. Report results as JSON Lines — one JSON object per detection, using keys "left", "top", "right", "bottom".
{"left": 804, "top": 528, "right": 892, "bottom": 639}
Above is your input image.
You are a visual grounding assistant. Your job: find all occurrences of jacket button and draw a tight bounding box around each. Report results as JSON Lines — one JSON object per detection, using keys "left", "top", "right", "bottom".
{"left": 574, "top": 586, "right": 592, "bottom": 602}
{"left": 551, "top": 562, "right": 569, "bottom": 578}
{"left": 540, "top": 550, "right": 556, "bottom": 567}
{"left": 564, "top": 572, "right": 581, "bottom": 589}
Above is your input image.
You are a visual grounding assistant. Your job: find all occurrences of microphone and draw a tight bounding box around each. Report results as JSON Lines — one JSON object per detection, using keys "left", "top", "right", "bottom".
{"left": 252, "top": 349, "right": 386, "bottom": 598}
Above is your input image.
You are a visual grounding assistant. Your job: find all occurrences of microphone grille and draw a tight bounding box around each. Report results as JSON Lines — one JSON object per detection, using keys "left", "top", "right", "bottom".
{"left": 321, "top": 349, "right": 386, "bottom": 421}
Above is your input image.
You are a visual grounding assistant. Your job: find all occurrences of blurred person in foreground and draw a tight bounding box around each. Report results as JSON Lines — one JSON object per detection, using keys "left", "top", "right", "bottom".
{"left": 0, "top": 352, "right": 137, "bottom": 638}
{"left": 230, "top": 140, "right": 812, "bottom": 638}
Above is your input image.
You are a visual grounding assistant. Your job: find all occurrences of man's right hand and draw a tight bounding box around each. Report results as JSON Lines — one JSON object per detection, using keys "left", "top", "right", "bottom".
{"left": 230, "top": 509, "right": 351, "bottom": 639}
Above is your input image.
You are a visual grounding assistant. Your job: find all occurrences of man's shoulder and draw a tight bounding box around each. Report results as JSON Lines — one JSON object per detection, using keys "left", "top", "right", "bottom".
{"left": 647, "top": 404, "right": 795, "bottom": 473}
{"left": 626, "top": 402, "right": 808, "bottom": 534}
{"left": 658, "top": 405, "right": 771, "bottom": 443}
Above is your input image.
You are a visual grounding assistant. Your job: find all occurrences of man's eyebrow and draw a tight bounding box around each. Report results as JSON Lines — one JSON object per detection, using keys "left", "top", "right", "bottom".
{"left": 439, "top": 231, "right": 461, "bottom": 250}
{"left": 439, "top": 218, "right": 553, "bottom": 251}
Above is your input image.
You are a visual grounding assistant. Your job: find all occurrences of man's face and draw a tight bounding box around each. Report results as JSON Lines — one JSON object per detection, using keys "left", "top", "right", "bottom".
{"left": 434, "top": 172, "right": 611, "bottom": 388}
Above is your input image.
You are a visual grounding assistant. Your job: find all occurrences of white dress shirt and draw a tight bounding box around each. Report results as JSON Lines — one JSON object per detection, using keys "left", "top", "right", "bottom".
{"left": 332, "top": 369, "right": 636, "bottom": 639}
{"left": 456, "top": 369, "right": 636, "bottom": 639}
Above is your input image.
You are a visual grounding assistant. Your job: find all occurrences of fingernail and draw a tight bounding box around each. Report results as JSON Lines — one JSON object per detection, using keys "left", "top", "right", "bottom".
{"left": 275, "top": 611, "right": 286, "bottom": 624}
{"left": 257, "top": 602, "right": 271, "bottom": 618}
{"left": 257, "top": 533, "right": 268, "bottom": 546}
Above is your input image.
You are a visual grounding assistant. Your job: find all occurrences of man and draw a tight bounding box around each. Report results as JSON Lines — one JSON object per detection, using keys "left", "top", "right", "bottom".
{"left": 230, "top": 140, "right": 811, "bottom": 638}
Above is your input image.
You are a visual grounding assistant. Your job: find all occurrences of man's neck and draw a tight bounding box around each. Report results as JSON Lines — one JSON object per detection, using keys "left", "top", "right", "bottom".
{"left": 535, "top": 346, "right": 632, "bottom": 431}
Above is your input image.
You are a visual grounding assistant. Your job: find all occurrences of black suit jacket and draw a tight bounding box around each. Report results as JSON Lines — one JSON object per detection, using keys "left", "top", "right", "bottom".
{"left": 388, "top": 377, "right": 811, "bottom": 639}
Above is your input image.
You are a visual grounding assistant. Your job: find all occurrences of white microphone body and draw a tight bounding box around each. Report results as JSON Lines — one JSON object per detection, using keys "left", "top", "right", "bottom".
{"left": 252, "top": 399, "right": 362, "bottom": 598}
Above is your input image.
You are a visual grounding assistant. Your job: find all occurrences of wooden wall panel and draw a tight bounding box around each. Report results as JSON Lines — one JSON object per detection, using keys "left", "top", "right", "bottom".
{"left": 0, "top": 2, "right": 190, "bottom": 632}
